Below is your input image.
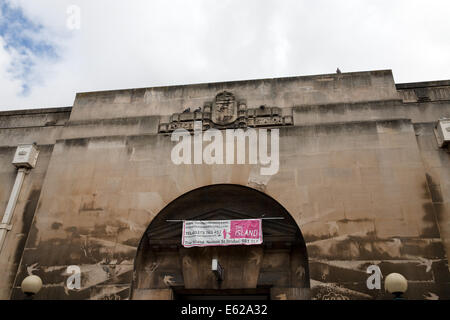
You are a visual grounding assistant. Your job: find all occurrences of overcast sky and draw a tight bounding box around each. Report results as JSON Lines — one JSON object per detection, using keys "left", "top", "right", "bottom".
{"left": 0, "top": 0, "right": 449, "bottom": 111}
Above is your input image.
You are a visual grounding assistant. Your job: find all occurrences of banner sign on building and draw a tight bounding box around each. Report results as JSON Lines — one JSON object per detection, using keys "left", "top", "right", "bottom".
{"left": 182, "top": 219, "right": 263, "bottom": 248}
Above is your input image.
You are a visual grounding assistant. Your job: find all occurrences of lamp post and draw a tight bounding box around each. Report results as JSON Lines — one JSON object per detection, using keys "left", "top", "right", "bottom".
{"left": 21, "top": 275, "right": 42, "bottom": 300}
{"left": 385, "top": 273, "right": 408, "bottom": 300}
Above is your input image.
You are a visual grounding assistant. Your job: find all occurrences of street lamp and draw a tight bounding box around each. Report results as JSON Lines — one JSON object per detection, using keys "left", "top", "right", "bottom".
{"left": 385, "top": 273, "right": 408, "bottom": 300}
{"left": 21, "top": 275, "right": 42, "bottom": 300}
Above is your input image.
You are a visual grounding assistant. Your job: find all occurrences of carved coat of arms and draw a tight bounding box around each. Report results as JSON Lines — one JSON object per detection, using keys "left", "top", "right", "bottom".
{"left": 158, "top": 90, "right": 294, "bottom": 133}
{"left": 212, "top": 91, "right": 238, "bottom": 125}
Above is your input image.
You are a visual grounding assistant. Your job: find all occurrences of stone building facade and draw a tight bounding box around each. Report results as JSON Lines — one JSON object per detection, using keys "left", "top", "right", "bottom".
{"left": 0, "top": 70, "right": 449, "bottom": 300}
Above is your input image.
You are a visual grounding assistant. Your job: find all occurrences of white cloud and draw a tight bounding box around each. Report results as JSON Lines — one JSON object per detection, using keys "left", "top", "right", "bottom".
{"left": 0, "top": 36, "right": 23, "bottom": 103}
{"left": 1, "top": 0, "right": 449, "bottom": 111}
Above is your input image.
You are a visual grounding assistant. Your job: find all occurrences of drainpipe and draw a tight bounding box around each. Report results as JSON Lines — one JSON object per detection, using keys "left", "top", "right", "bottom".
{"left": 0, "top": 168, "right": 28, "bottom": 253}
{"left": 0, "top": 144, "right": 39, "bottom": 256}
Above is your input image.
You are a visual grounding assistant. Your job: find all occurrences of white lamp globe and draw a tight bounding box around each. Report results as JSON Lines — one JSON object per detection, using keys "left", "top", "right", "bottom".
{"left": 21, "top": 275, "right": 43, "bottom": 295}
{"left": 385, "top": 273, "right": 408, "bottom": 294}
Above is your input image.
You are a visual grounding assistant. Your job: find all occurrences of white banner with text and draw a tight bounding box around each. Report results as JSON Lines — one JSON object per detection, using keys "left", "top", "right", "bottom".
{"left": 182, "top": 219, "right": 263, "bottom": 248}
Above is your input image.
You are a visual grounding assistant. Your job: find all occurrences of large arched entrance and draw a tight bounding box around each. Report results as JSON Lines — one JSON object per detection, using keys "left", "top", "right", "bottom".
{"left": 131, "top": 184, "right": 310, "bottom": 300}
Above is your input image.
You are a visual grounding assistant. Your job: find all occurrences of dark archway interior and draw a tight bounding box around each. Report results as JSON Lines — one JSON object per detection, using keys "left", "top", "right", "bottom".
{"left": 131, "top": 184, "right": 310, "bottom": 300}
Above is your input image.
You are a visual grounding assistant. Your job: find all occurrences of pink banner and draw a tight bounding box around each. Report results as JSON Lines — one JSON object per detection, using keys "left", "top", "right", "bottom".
{"left": 182, "top": 219, "right": 263, "bottom": 247}
{"left": 229, "top": 220, "right": 261, "bottom": 239}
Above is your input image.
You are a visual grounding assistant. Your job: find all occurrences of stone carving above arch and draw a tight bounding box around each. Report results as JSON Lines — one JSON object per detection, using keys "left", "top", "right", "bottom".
{"left": 158, "top": 91, "right": 293, "bottom": 133}
{"left": 211, "top": 91, "right": 238, "bottom": 125}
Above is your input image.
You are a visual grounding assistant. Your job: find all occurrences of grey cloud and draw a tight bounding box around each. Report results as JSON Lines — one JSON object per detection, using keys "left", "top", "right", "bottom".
{"left": 0, "top": 0, "right": 449, "bottom": 110}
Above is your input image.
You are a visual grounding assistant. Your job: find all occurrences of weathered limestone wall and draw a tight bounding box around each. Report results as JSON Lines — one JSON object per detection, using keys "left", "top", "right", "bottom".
{"left": 69, "top": 70, "right": 398, "bottom": 122}
{"left": 9, "top": 119, "right": 450, "bottom": 300}
{"left": 397, "top": 81, "right": 450, "bottom": 277}
{"left": 414, "top": 123, "right": 450, "bottom": 282}
{"left": 293, "top": 100, "right": 450, "bottom": 126}
{"left": 286, "top": 120, "right": 448, "bottom": 299}
{"left": 0, "top": 108, "right": 71, "bottom": 299}
{"left": 1, "top": 70, "right": 449, "bottom": 300}
{"left": 0, "top": 108, "right": 71, "bottom": 146}
{"left": 397, "top": 80, "right": 450, "bottom": 103}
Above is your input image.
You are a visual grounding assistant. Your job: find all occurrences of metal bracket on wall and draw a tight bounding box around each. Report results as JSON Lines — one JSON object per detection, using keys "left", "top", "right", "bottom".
{"left": 212, "top": 259, "right": 224, "bottom": 282}
{"left": 0, "top": 224, "right": 12, "bottom": 231}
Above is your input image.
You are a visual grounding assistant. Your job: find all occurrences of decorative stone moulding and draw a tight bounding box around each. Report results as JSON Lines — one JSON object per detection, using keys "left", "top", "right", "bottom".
{"left": 158, "top": 91, "right": 293, "bottom": 133}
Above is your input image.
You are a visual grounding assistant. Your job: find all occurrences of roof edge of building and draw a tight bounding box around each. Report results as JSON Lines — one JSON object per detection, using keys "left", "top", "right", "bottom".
{"left": 396, "top": 79, "right": 450, "bottom": 89}
{"left": 74, "top": 69, "right": 394, "bottom": 97}
{"left": 0, "top": 106, "right": 72, "bottom": 117}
